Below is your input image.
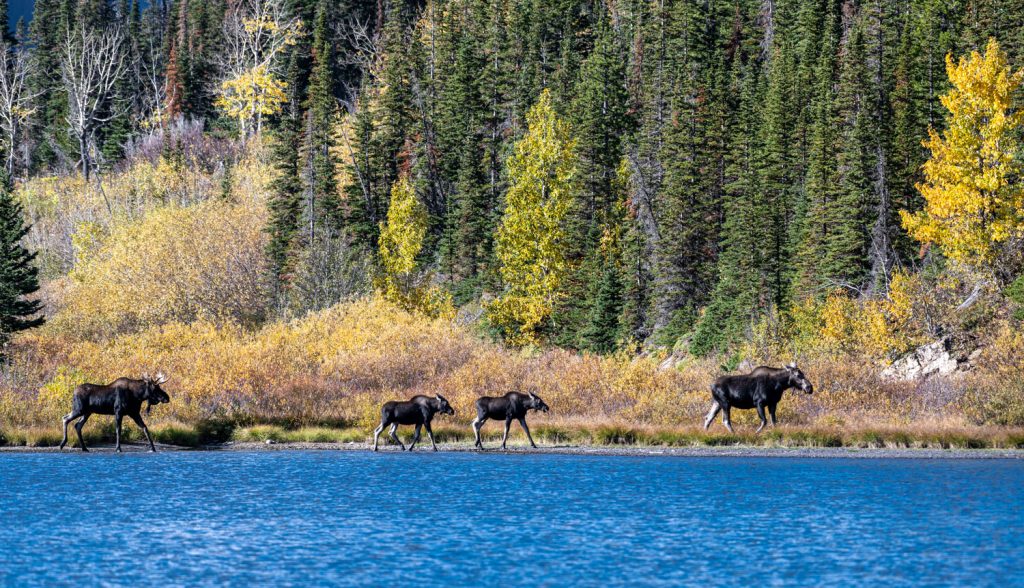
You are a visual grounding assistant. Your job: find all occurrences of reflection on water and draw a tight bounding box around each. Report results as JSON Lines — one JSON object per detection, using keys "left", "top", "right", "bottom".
{"left": 1, "top": 451, "right": 1022, "bottom": 586}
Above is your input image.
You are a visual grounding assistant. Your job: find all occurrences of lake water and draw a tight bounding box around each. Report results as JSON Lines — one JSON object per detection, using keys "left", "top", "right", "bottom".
{"left": 1, "top": 451, "right": 1022, "bottom": 586}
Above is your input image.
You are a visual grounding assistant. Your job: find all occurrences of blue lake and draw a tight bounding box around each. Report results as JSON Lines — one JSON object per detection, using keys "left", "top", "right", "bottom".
{"left": 1, "top": 451, "right": 1022, "bottom": 586}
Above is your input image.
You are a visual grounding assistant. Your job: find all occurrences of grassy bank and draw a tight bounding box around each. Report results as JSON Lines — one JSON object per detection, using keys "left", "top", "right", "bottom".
{"left": 4, "top": 420, "right": 1023, "bottom": 450}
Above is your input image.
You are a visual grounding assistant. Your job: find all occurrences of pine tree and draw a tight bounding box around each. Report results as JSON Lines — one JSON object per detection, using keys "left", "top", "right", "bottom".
{"left": 829, "top": 18, "right": 875, "bottom": 290}
{"left": 301, "top": 0, "right": 341, "bottom": 238}
{"left": 0, "top": 172, "right": 43, "bottom": 351}
{"left": 691, "top": 65, "right": 764, "bottom": 355}
{"left": 650, "top": 0, "right": 723, "bottom": 343}
{"left": 792, "top": 7, "right": 840, "bottom": 297}
{"left": 265, "top": 45, "right": 308, "bottom": 288}
{"left": 557, "top": 15, "right": 631, "bottom": 348}
{"left": 757, "top": 43, "right": 799, "bottom": 310}
{"left": 436, "top": 15, "right": 492, "bottom": 302}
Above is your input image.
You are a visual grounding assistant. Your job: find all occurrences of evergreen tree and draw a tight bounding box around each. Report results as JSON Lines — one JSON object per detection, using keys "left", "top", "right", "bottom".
{"left": 266, "top": 44, "right": 308, "bottom": 288}
{"left": 556, "top": 15, "right": 631, "bottom": 348}
{"left": 792, "top": 7, "right": 840, "bottom": 297}
{"left": 0, "top": 172, "right": 43, "bottom": 351}
{"left": 301, "top": 0, "right": 341, "bottom": 238}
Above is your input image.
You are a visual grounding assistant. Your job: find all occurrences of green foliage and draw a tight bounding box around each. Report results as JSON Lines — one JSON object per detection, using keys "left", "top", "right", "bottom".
{"left": 1004, "top": 275, "right": 1024, "bottom": 321}
{"left": 0, "top": 173, "right": 43, "bottom": 350}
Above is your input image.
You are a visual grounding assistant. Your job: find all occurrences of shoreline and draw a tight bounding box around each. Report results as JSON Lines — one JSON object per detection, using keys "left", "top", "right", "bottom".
{"left": 4, "top": 440, "right": 1024, "bottom": 459}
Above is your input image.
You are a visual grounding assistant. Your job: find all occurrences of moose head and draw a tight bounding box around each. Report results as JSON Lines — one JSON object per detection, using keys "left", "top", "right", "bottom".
{"left": 528, "top": 391, "right": 550, "bottom": 413}
{"left": 784, "top": 363, "right": 813, "bottom": 394}
{"left": 435, "top": 394, "right": 456, "bottom": 416}
{"left": 142, "top": 372, "right": 171, "bottom": 412}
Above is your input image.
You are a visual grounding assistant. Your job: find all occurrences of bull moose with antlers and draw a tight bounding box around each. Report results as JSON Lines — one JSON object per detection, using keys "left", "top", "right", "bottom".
{"left": 59, "top": 373, "right": 171, "bottom": 452}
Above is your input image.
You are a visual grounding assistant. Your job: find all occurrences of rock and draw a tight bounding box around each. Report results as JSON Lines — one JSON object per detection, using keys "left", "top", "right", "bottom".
{"left": 658, "top": 350, "right": 687, "bottom": 371}
{"left": 881, "top": 339, "right": 962, "bottom": 381}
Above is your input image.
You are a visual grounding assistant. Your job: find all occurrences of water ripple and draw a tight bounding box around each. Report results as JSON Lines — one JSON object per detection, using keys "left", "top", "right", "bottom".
{"left": 1, "top": 452, "right": 1022, "bottom": 586}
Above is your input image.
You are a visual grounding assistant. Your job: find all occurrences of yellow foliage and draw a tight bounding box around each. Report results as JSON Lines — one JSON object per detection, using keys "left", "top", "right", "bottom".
{"left": 216, "top": 65, "right": 289, "bottom": 134}
{"left": 55, "top": 196, "right": 269, "bottom": 338}
{"left": 376, "top": 176, "right": 454, "bottom": 318}
{"left": 489, "top": 89, "right": 579, "bottom": 344}
{"left": 901, "top": 39, "right": 1024, "bottom": 267}
{"left": 790, "top": 285, "right": 923, "bottom": 360}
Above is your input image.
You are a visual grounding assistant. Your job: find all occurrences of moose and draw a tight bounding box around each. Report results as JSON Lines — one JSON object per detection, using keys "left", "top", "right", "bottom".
{"left": 471, "top": 391, "right": 549, "bottom": 450}
{"left": 373, "top": 394, "right": 456, "bottom": 451}
{"left": 704, "top": 363, "right": 813, "bottom": 433}
{"left": 59, "top": 373, "right": 171, "bottom": 452}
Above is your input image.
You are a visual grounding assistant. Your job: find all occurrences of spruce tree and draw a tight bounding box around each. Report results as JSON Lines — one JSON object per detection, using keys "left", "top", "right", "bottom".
{"left": 0, "top": 172, "right": 43, "bottom": 351}
{"left": 266, "top": 45, "right": 308, "bottom": 288}
{"left": 302, "top": 0, "right": 341, "bottom": 238}
{"left": 557, "top": 16, "right": 631, "bottom": 348}
{"left": 792, "top": 7, "right": 840, "bottom": 297}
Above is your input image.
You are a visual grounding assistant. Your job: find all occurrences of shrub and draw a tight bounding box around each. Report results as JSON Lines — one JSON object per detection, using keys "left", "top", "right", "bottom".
{"left": 54, "top": 197, "right": 270, "bottom": 338}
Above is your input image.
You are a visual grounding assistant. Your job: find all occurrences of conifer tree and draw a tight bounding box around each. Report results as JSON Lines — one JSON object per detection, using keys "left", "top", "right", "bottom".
{"left": 793, "top": 7, "right": 840, "bottom": 297}
{"left": 0, "top": 172, "right": 43, "bottom": 351}
{"left": 301, "top": 0, "right": 340, "bottom": 237}
{"left": 266, "top": 44, "right": 308, "bottom": 288}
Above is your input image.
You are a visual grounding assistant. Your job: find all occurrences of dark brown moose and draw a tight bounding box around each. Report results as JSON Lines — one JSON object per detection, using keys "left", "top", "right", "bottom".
{"left": 704, "top": 363, "right": 813, "bottom": 433}
{"left": 373, "top": 394, "right": 456, "bottom": 451}
{"left": 471, "top": 391, "right": 549, "bottom": 450}
{"left": 59, "top": 373, "right": 171, "bottom": 452}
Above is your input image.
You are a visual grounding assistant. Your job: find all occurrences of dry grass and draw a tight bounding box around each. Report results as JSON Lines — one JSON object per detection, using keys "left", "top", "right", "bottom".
{"left": 4, "top": 421, "right": 1020, "bottom": 450}
{"left": 3, "top": 295, "right": 1023, "bottom": 443}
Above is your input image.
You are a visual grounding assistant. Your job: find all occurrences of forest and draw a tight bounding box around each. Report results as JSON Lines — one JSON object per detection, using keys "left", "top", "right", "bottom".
{"left": 1, "top": 0, "right": 1024, "bottom": 445}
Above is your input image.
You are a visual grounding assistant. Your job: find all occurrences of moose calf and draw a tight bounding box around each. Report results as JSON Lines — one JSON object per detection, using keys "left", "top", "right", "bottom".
{"left": 59, "top": 373, "right": 171, "bottom": 452}
{"left": 373, "top": 394, "right": 455, "bottom": 451}
{"left": 705, "top": 363, "right": 813, "bottom": 433}
{"left": 472, "top": 391, "right": 549, "bottom": 450}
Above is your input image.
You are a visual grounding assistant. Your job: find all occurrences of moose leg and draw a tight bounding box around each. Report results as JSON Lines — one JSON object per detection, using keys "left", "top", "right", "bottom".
{"left": 388, "top": 423, "right": 406, "bottom": 451}
{"left": 721, "top": 406, "right": 734, "bottom": 433}
{"left": 768, "top": 404, "right": 778, "bottom": 427}
{"left": 500, "top": 418, "right": 512, "bottom": 450}
{"left": 409, "top": 424, "right": 422, "bottom": 451}
{"left": 130, "top": 414, "right": 156, "bottom": 452}
{"left": 372, "top": 421, "right": 386, "bottom": 451}
{"left": 74, "top": 414, "right": 91, "bottom": 452}
{"left": 424, "top": 422, "right": 438, "bottom": 451}
{"left": 115, "top": 413, "right": 124, "bottom": 452}
{"left": 518, "top": 417, "right": 537, "bottom": 449}
{"left": 60, "top": 411, "right": 81, "bottom": 450}
{"left": 703, "top": 403, "right": 721, "bottom": 430}
{"left": 472, "top": 417, "right": 486, "bottom": 449}
{"left": 755, "top": 404, "right": 767, "bottom": 433}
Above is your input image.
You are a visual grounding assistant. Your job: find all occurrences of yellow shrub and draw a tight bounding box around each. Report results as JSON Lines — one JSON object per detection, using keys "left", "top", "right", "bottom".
{"left": 55, "top": 197, "right": 269, "bottom": 338}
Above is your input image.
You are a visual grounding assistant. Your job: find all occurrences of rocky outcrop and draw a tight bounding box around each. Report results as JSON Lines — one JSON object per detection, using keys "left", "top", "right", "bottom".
{"left": 881, "top": 339, "right": 971, "bottom": 381}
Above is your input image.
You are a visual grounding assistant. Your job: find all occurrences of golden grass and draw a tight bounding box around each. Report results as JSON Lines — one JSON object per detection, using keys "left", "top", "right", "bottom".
{"left": 3, "top": 295, "right": 1024, "bottom": 442}
{"left": 4, "top": 421, "right": 1021, "bottom": 450}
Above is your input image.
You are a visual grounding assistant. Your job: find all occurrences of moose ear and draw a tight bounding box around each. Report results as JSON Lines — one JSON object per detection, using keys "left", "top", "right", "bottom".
{"left": 529, "top": 391, "right": 538, "bottom": 399}
{"left": 785, "top": 362, "right": 797, "bottom": 370}
{"left": 436, "top": 394, "right": 447, "bottom": 402}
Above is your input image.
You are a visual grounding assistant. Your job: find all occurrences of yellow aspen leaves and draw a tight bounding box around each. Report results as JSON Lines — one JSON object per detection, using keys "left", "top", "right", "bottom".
{"left": 901, "top": 39, "right": 1024, "bottom": 267}
{"left": 215, "top": 65, "right": 289, "bottom": 135}
{"left": 488, "top": 89, "right": 579, "bottom": 345}
{"left": 377, "top": 176, "right": 452, "bottom": 318}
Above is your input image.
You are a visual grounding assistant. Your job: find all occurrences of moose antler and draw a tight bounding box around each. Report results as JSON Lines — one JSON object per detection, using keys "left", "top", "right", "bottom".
{"left": 155, "top": 371, "right": 168, "bottom": 384}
